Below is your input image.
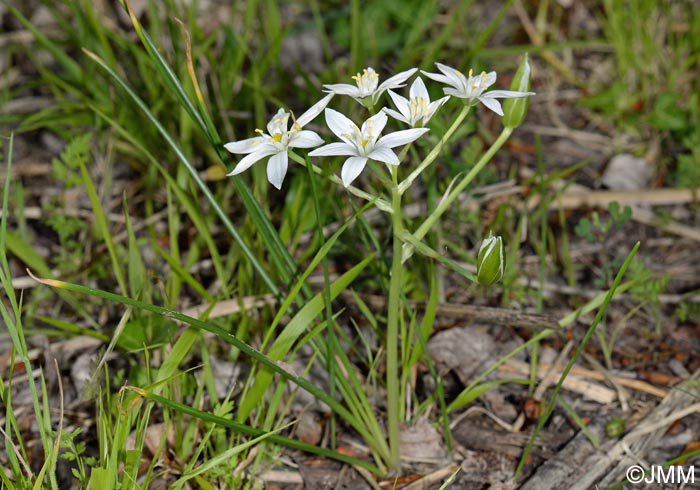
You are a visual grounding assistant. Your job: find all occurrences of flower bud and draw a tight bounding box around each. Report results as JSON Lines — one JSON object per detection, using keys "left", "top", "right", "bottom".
{"left": 476, "top": 233, "right": 504, "bottom": 286}
{"left": 502, "top": 54, "right": 532, "bottom": 128}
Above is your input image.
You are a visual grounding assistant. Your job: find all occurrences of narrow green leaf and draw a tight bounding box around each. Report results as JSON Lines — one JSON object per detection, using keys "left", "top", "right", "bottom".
{"left": 78, "top": 160, "right": 128, "bottom": 295}
{"left": 29, "top": 273, "right": 374, "bottom": 445}
{"left": 238, "top": 254, "right": 375, "bottom": 421}
{"left": 136, "top": 389, "right": 380, "bottom": 474}
{"left": 448, "top": 379, "right": 530, "bottom": 412}
{"left": 82, "top": 49, "right": 281, "bottom": 297}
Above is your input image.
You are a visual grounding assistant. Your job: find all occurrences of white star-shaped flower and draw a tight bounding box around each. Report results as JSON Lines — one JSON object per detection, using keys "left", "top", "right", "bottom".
{"left": 422, "top": 63, "right": 534, "bottom": 116}
{"left": 223, "top": 94, "right": 333, "bottom": 189}
{"left": 383, "top": 77, "right": 449, "bottom": 127}
{"left": 323, "top": 67, "right": 417, "bottom": 108}
{"left": 309, "top": 109, "right": 428, "bottom": 187}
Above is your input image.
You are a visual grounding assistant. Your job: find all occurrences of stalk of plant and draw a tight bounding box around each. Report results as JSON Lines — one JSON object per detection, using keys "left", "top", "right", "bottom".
{"left": 385, "top": 148, "right": 409, "bottom": 469}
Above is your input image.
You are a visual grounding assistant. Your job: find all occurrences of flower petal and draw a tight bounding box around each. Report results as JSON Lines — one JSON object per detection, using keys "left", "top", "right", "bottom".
{"left": 363, "top": 111, "right": 388, "bottom": 138}
{"left": 482, "top": 90, "right": 535, "bottom": 99}
{"left": 382, "top": 107, "right": 410, "bottom": 125}
{"left": 324, "top": 108, "right": 358, "bottom": 141}
{"left": 377, "top": 67, "right": 418, "bottom": 91}
{"left": 289, "top": 130, "right": 324, "bottom": 148}
{"left": 425, "top": 96, "right": 450, "bottom": 120}
{"left": 376, "top": 128, "right": 429, "bottom": 148}
{"left": 266, "top": 109, "right": 289, "bottom": 135}
{"left": 367, "top": 146, "right": 399, "bottom": 165}
{"left": 477, "top": 96, "right": 504, "bottom": 116}
{"left": 266, "top": 151, "right": 288, "bottom": 189}
{"left": 226, "top": 146, "right": 279, "bottom": 176}
{"left": 443, "top": 87, "right": 466, "bottom": 98}
{"left": 308, "top": 142, "right": 356, "bottom": 157}
{"left": 296, "top": 93, "right": 335, "bottom": 128}
{"left": 224, "top": 136, "right": 266, "bottom": 154}
{"left": 409, "top": 77, "right": 429, "bottom": 100}
{"left": 421, "top": 69, "right": 454, "bottom": 87}
{"left": 479, "top": 71, "right": 497, "bottom": 89}
{"left": 341, "top": 156, "right": 368, "bottom": 187}
{"left": 322, "top": 83, "right": 362, "bottom": 97}
{"left": 387, "top": 90, "right": 411, "bottom": 119}
{"left": 435, "top": 63, "right": 467, "bottom": 91}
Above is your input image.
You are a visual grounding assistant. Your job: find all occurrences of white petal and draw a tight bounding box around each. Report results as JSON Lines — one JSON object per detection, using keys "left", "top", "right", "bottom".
{"left": 426, "top": 96, "right": 450, "bottom": 114}
{"left": 480, "top": 71, "right": 497, "bottom": 88}
{"left": 483, "top": 90, "right": 535, "bottom": 99}
{"left": 341, "top": 156, "right": 368, "bottom": 187}
{"left": 266, "top": 151, "right": 288, "bottom": 189}
{"left": 266, "top": 109, "right": 290, "bottom": 135}
{"left": 296, "top": 93, "right": 335, "bottom": 128}
{"left": 377, "top": 67, "right": 418, "bottom": 91}
{"left": 478, "top": 96, "right": 504, "bottom": 116}
{"left": 226, "top": 146, "right": 278, "bottom": 175}
{"left": 363, "top": 111, "right": 388, "bottom": 137}
{"left": 444, "top": 87, "right": 467, "bottom": 98}
{"left": 324, "top": 108, "right": 358, "bottom": 140}
{"left": 421, "top": 70, "right": 454, "bottom": 87}
{"left": 289, "top": 130, "right": 324, "bottom": 148}
{"left": 382, "top": 107, "right": 410, "bottom": 125}
{"left": 387, "top": 90, "right": 411, "bottom": 119}
{"left": 435, "top": 63, "right": 467, "bottom": 91}
{"left": 309, "top": 142, "right": 357, "bottom": 157}
{"left": 224, "top": 136, "right": 266, "bottom": 154}
{"left": 322, "top": 83, "right": 362, "bottom": 97}
{"left": 367, "top": 146, "right": 399, "bottom": 165}
{"left": 409, "top": 77, "right": 429, "bottom": 100}
{"left": 376, "top": 128, "right": 429, "bottom": 148}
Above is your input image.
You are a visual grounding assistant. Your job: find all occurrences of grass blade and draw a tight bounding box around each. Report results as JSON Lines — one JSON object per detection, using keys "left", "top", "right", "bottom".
{"left": 28, "top": 272, "right": 377, "bottom": 449}
{"left": 516, "top": 242, "right": 641, "bottom": 476}
{"left": 82, "top": 48, "right": 282, "bottom": 298}
{"left": 128, "top": 387, "right": 380, "bottom": 474}
{"left": 238, "top": 254, "right": 375, "bottom": 421}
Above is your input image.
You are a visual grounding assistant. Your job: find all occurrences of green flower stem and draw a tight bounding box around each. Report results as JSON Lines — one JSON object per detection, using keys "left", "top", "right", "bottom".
{"left": 402, "top": 126, "right": 514, "bottom": 263}
{"left": 397, "top": 104, "right": 471, "bottom": 195}
{"left": 386, "top": 164, "right": 403, "bottom": 471}
{"left": 291, "top": 151, "right": 392, "bottom": 213}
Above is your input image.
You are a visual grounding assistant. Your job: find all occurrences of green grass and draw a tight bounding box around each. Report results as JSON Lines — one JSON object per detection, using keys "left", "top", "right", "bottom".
{"left": 1, "top": 0, "right": 697, "bottom": 487}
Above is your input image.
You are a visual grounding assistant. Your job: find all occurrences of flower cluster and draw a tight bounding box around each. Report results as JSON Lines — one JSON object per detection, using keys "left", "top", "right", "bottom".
{"left": 224, "top": 63, "right": 534, "bottom": 189}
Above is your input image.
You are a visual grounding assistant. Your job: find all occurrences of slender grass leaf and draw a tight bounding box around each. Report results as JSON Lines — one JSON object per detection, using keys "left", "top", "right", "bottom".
{"left": 130, "top": 388, "right": 380, "bottom": 474}
{"left": 28, "top": 273, "right": 377, "bottom": 446}
{"left": 238, "top": 254, "right": 375, "bottom": 421}
{"left": 82, "top": 49, "right": 281, "bottom": 298}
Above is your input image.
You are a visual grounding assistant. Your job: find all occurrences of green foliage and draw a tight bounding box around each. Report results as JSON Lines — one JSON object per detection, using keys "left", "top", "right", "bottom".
{"left": 2, "top": 0, "right": 694, "bottom": 485}
{"left": 590, "top": 0, "right": 700, "bottom": 186}
{"left": 574, "top": 201, "right": 632, "bottom": 243}
{"left": 676, "top": 301, "right": 700, "bottom": 323}
{"left": 51, "top": 133, "right": 92, "bottom": 187}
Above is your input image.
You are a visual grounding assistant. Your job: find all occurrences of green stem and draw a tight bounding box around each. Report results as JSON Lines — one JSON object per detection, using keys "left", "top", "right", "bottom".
{"left": 290, "top": 151, "right": 392, "bottom": 213}
{"left": 386, "top": 164, "right": 403, "bottom": 470}
{"left": 398, "top": 104, "right": 471, "bottom": 195}
{"left": 402, "top": 126, "right": 513, "bottom": 262}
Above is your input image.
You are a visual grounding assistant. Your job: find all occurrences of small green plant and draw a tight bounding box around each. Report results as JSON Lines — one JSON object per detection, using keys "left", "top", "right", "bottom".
{"left": 574, "top": 201, "right": 632, "bottom": 243}
{"left": 676, "top": 300, "right": 700, "bottom": 323}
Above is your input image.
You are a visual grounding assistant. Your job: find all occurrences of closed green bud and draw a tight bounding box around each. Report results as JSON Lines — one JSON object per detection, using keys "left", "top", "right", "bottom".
{"left": 502, "top": 54, "right": 532, "bottom": 128}
{"left": 476, "top": 233, "right": 504, "bottom": 286}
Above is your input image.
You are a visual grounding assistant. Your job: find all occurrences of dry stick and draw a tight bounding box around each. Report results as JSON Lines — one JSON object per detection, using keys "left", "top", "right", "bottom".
{"left": 520, "top": 372, "right": 699, "bottom": 490}
{"left": 500, "top": 359, "right": 668, "bottom": 399}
